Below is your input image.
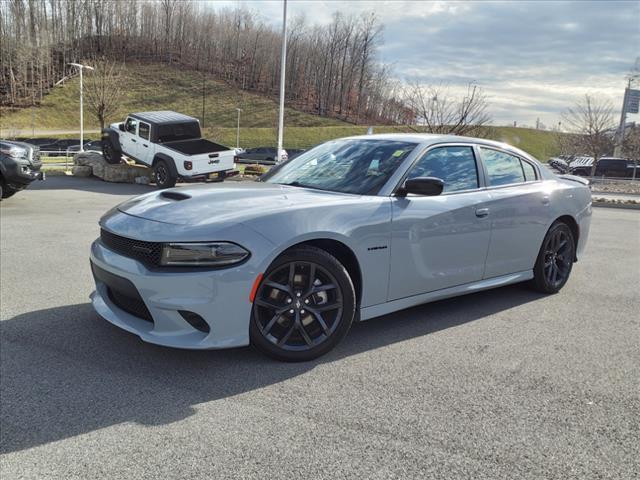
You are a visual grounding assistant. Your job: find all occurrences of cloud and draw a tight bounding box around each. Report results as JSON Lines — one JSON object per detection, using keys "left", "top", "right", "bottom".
{"left": 210, "top": 0, "right": 640, "bottom": 126}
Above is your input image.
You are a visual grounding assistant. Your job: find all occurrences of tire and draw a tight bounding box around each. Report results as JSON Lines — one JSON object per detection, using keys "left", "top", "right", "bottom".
{"left": 0, "top": 180, "right": 3, "bottom": 201}
{"left": 153, "top": 159, "right": 177, "bottom": 189}
{"left": 102, "top": 140, "right": 122, "bottom": 164}
{"left": 250, "top": 245, "right": 356, "bottom": 362}
{"left": 2, "top": 188, "right": 17, "bottom": 199}
{"left": 530, "top": 221, "right": 575, "bottom": 294}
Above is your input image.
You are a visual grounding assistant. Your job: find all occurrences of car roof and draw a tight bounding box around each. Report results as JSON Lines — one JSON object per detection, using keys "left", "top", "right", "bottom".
{"left": 340, "top": 133, "right": 539, "bottom": 160}
{"left": 129, "top": 111, "right": 198, "bottom": 126}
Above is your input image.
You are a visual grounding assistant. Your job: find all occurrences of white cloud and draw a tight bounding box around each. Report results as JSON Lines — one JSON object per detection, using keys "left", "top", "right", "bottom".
{"left": 209, "top": 0, "right": 640, "bottom": 126}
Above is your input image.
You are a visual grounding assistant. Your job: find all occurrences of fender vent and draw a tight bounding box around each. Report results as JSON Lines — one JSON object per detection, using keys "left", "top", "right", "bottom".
{"left": 160, "top": 191, "right": 191, "bottom": 201}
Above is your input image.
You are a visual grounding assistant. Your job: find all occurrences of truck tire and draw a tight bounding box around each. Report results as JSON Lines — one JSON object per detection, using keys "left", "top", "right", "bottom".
{"left": 102, "top": 140, "right": 122, "bottom": 164}
{"left": 154, "top": 159, "right": 177, "bottom": 189}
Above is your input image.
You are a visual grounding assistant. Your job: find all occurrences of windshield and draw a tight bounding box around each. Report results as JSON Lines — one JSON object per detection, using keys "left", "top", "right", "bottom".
{"left": 263, "top": 139, "right": 416, "bottom": 195}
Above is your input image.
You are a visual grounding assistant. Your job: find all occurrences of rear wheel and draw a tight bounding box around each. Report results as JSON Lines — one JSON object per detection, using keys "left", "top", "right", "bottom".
{"left": 530, "top": 221, "right": 575, "bottom": 293}
{"left": 153, "top": 159, "right": 177, "bottom": 189}
{"left": 250, "top": 246, "right": 356, "bottom": 362}
{"left": 102, "top": 140, "right": 121, "bottom": 164}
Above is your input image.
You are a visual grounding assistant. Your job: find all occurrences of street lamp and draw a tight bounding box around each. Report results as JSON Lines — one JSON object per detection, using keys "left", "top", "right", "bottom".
{"left": 68, "top": 62, "right": 94, "bottom": 152}
{"left": 276, "top": 0, "right": 288, "bottom": 163}
{"left": 236, "top": 108, "right": 242, "bottom": 148}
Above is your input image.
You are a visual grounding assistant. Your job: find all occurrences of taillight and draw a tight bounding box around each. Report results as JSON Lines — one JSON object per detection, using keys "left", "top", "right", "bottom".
{"left": 184, "top": 161, "right": 193, "bottom": 170}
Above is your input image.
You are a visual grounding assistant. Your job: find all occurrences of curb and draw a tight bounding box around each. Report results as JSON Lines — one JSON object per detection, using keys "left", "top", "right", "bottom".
{"left": 592, "top": 201, "right": 640, "bottom": 210}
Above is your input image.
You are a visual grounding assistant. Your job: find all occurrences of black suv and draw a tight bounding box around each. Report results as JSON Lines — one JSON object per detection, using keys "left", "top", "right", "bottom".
{"left": 0, "top": 140, "right": 44, "bottom": 200}
{"left": 570, "top": 157, "right": 638, "bottom": 178}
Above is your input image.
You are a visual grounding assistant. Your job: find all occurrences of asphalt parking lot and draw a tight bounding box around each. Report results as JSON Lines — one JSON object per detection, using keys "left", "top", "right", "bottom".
{"left": 1, "top": 176, "right": 639, "bottom": 479}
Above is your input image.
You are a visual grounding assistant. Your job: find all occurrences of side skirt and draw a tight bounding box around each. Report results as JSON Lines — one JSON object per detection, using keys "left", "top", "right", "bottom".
{"left": 359, "top": 270, "right": 534, "bottom": 321}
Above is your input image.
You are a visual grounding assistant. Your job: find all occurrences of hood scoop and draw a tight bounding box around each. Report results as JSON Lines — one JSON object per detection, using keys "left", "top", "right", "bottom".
{"left": 160, "top": 191, "right": 191, "bottom": 201}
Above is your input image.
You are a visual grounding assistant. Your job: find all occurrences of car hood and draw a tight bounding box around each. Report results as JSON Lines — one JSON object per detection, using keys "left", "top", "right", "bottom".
{"left": 117, "top": 182, "right": 363, "bottom": 227}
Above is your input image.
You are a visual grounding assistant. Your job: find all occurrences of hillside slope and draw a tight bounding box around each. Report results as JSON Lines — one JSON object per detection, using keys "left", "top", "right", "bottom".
{"left": 0, "top": 63, "right": 347, "bottom": 132}
{"left": 1, "top": 63, "right": 561, "bottom": 159}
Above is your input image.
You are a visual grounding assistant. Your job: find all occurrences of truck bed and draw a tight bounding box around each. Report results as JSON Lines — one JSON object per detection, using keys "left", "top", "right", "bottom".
{"left": 163, "top": 139, "right": 231, "bottom": 156}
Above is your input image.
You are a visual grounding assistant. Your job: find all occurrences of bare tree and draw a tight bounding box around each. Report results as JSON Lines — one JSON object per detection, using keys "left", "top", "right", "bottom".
{"left": 561, "top": 95, "right": 615, "bottom": 176}
{"left": 84, "top": 57, "right": 124, "bottom": 130}
{"left": 403, "top": 82, "right": 491, "bottom": 137}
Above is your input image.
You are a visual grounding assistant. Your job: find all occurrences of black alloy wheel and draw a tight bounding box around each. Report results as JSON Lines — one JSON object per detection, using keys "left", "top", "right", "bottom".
{"left": 102, "top": 140, "right": 121, "bottom": 164}
{"left": 154, "top": 159, "right": 176, "bottom": 189}
{"left": 250, "top": 246, "right": 356, "bottom": 361}
{"left": 531, "top": 221, "right": 575, "bottom": 293}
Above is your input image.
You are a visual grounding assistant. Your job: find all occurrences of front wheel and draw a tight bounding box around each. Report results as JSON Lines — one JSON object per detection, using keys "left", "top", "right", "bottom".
{"left": 102, "top": 140, "right": 122, "bottom": 164}
{"left": 153, "top": 159, "right": 177, "bottom": 189}
{"left": 250, "top": 246, "right": 356, "bottom": 362}
{"left": 530, "top": 221, "right": 575, "bottom": 293}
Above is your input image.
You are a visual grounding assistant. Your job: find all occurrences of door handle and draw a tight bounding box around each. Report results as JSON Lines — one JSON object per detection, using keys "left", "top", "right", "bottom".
{"left": 143, "top": 144, "right": 148, "bottom": 147}
{"left": 131, "top": 139, "right": 137, "bottom": 143}
{"left": 475, "top": 207, "right": 490, "bottom": 218}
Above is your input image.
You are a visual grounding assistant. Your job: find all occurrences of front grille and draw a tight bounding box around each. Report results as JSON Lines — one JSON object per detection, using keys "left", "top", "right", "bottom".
{"left": 100, "top": 229, "right": 162, "bottom": 266}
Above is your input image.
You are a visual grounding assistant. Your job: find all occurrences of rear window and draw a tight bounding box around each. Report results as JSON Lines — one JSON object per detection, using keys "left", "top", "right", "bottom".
{"left": 156, "top": 122, "right": 201, "bottom": 143}
{"left": 481, "top": 148, "right": 525, "bottom": 186}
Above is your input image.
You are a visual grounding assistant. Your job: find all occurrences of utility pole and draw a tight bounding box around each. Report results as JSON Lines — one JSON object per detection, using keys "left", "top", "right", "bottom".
{"left": 202, "top": 73, "right": 206, "bottom": 128}
{"left": 236, "top": 108, "right": 242, "bottom": 148}
{"left": 68, "top": 63, "right": 94, "bottom": 152}
{"left": 276, "top": 0, "right": 287, "bottom": 163}
{"left": 614, "top": 79, "right": 631, "bottom": 157}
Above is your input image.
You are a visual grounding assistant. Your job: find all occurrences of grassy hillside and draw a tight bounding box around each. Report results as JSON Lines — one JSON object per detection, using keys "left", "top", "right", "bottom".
{"left": 0, "top": 63, "right": 347, "bottom": 131}
{"left": 200, "top": 125, "right": 561, "bottom": 160}
{"left": 1, "top": 63, "right": 561, "bottom": 160}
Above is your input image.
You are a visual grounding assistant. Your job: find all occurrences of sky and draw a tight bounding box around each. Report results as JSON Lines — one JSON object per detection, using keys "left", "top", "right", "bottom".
{"left": 213, "top": 0, "right": 640, "bottom": 127}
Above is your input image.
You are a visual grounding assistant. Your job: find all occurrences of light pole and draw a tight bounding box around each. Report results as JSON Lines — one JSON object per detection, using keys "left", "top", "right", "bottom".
{"left": 68, "top": 63, "right": 94, "bottom": 152}
{"left": 276, "top": 0, "right": 287, "bottom": 163}
{"left": 236, "top": 108, "right": 242, "bottom": 148}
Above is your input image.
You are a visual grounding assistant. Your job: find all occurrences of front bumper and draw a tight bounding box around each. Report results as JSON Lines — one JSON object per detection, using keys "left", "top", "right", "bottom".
{"left": 2, "top": 160, "right": 44, "bottom": 188}
{"left": 90, "top": 238, "right": 261, "bottom": 349}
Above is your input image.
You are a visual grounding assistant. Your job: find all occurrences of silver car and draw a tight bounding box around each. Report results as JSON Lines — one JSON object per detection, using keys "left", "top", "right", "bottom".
{"left": 90, "top": 134, "right": 592, "bottom": 361}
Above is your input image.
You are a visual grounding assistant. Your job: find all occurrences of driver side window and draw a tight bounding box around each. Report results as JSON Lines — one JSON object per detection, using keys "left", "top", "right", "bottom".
{"left": 124, "top": 118, "right": 138, "bottom": 134}
{"left": 407, "top": 146, "right": 479, "bottom": 193}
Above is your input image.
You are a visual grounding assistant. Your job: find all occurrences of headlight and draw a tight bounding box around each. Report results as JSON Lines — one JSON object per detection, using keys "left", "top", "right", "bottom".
{"left": 160, "top": 242, "right": 250, "bottom": 267}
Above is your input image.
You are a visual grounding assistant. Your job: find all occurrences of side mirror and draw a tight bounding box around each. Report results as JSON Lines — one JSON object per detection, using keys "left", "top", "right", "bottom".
{"left": 118, "top": 123, "right": 125, "bottom": 132}
{"left": 397, "top": 177, "right": 444, "bottom": 197}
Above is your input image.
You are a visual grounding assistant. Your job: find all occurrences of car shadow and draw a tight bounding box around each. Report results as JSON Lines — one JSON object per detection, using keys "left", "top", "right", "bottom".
{"left": 0, "top": 284, "right": 544, "bottom": 454}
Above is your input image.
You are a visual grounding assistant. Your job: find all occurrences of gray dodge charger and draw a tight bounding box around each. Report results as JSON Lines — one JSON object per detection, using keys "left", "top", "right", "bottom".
{"left": 90, "top": 134, "right": 592, "bottom": 361}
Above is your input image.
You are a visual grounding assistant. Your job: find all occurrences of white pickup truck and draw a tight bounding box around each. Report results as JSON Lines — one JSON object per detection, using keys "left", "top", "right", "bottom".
{"left": 101, "top": 111, "right": 237, "bottom": 188}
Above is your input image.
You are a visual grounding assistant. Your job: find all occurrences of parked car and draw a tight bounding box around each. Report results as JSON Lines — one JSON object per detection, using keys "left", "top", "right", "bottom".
{"left": 66, "top": 140, "right": 103, "bottom": 154}
{"left": 287, "top": 148, "right": 306, "bottom": 160}
{"left": 102, "top": 111, "right": 237, "bottom": 188}
{"left": 90, "top": 134, "right": 592, "bottom": 361}
{"left": 236, "top": 147, "right": 288, "bottom": 165}
{"left": 39, "top": 139, "right": 82, "bottom": 156}
{"left": 548, "top": 157, "right": 569, "bottom": 173}
{"left": 570, "top": 156, "right": 637, "bottom": 178}
{"left": 22, "top": 137, "right": 58, "bottom": 147}
{"left": 0, "top": 140, "right": 44, "bottom": 200}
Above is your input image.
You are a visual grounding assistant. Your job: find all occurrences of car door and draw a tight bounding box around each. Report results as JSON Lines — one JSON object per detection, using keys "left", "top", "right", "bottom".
{"left": 120, "top": 117, "right": 138, "bottom": 157}
{"left": 136, "top": 121, "right": 152, "bottom": 165}
{"left": 388, "top": 145, "right": 492, "bottom": 300}
{"left": 479, "top": 147, "right": 551, "bottom": 278}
